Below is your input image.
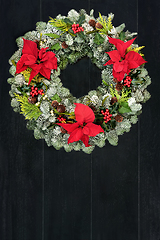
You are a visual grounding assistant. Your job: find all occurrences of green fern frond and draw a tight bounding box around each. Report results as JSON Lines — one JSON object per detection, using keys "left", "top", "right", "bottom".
{"left": 15, "top": 94, "right": 42, "bottom": 120}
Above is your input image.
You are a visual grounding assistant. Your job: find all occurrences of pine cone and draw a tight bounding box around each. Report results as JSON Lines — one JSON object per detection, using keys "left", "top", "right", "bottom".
{"left": 89, "top": 105, "right": 96, "bottom": 112}
{"left": 113, "top": 77, "right": 118, "bottom": 83}
{"left": 28, "top": 96, "right": 37, "bottom": 104}
{"left": 114, "top": 115, "right": 123, "bottom": 122}
{"left": 110, "top": 97, "right": 118, "bottom": 105}
{"left": 62, "top": 41, "right": 68, "bottom": 49}
{"left": 116, "top": 82, "right": 123, "bottom": 91}
{"left": 89, "top": 19, "right": 96, "bottom": 27}
{"left": 57, "top": 104, "right": 65, "bottom": 113}
{"left": 60, "top": 126, "right": 67, "bottom": 134}
{"left": 95, "top": 22, "right": 103, "bottom": 29}
{"left": 51, "top": 100, "right": 59, "bottom": 108}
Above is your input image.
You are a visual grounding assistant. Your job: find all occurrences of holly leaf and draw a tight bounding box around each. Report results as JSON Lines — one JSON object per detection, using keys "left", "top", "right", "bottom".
{"left": 63, "top": 18, "right": 73, "bottom": 25}
{"left": 77, "top": 14, "right": 85, "bottom": 25}
{"left": 78, "top": 31, "right": 85, "bottom": 39}
{"left": 94, "top": 33, "right": 105, "bottom": 45}
{"left": 51, "top": 93, "right": 61, "bottom": 102}
{"left": 119, "top": 31, "right": 126, "bottom": 41}
{"left": 51, "top": 43, "right": 61, "bottom": 50}
{"left": 118, "top": 102, "right": 131, "bottom": 113}
{"left": 44, "top": 33, "right": 60, "bottom": 39}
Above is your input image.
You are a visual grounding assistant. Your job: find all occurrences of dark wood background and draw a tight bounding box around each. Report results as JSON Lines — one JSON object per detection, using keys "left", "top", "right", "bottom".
{"left": 0, "top": 0, "right": 160, "bottom": 239}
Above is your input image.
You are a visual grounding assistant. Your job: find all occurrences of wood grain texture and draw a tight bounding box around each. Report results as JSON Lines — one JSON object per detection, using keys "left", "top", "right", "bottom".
{"left": 138, "top": 0, "right": 160, "bottom": 239}
{"left": 0, "top": 0, "right": 43, "bottom": 239}
{"left": 0, "top": 0, "right": 160, "bottom": 239}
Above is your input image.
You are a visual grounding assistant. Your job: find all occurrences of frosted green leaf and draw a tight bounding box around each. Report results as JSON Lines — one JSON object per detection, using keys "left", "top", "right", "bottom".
{"left": 34, "top": 128, "right": 44, "bottom": 139}
{"left": 9, "top": 66, "right": 16, "bottom": 76}
{"left": 11, "top": 98, "right": 19, "bottom": 108}
{"left": 26, "top": 120, "right": 37, "bottom": 130}
{"left": 49, "top": 116, "right": 56, "bottom": 123}
{"left": 64, "top": 144, "right": 73, "bottom": 152}
{"left": 67, "top": 9, "right": 79, "bottom": 22}
{"left": 16, "top": 37, "right": 23, "bottom": 48}
{"left": 82, "top": 145, "right": 95, "bottom": 154}
{"left": 7, "top": 78, "right": 15, "bottom": 85}
{"left": 106, "top": 130, "right": 118, "bottom": 146}
{"left": 52, "top": 139, "right": 63, "bottom": 150}
{"left": 36, "top": 21, "right": 47, "bottom": 32}
{"left": 40, "top": 101, "right": 50, "bottom": 115}
{"left": 47, "top": 87, "right": 57, "bottom": 98}
{"left": 130, "top": 115, "right": 138, "bottom": 124}
{"left": 143, "top": 90, "right": 151, "bottom": 102}
{"left": 116, "top": 23, "right": 125, "bottom": 33}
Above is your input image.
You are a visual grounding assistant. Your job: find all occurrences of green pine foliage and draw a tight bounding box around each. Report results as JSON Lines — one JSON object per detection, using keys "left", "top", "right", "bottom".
{"left": 15, "top": 94, "right": 42, "bottom": 120}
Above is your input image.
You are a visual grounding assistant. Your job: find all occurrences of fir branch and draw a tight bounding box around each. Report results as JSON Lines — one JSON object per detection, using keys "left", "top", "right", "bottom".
{"left": 15, "top": 94, "right": 42, "bottom": 120}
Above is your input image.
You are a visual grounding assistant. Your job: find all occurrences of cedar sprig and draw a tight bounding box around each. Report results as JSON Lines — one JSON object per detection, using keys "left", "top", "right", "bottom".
{"left": 97, "top": 13, "right": 113, "bottom": 34}
{"left": 15, "top": 94, "right": 42, "bottom": 120}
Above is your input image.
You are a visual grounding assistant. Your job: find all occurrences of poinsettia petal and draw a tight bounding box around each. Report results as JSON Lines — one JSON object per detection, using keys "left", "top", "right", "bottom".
{"left": 15, "top": 64, "right": 28, "bottom": 74}
{"left": 108, "top": 37, "right": 136, "bottom": 58}
{"left": 39, "top": 48, "right": 49, "bottom": 61}
{"left": 104, "top": 59, "right": 114, "bottom": 66}
{"left": 125, "top": 51, "right": 147, "bottom": 69}
{"left": 57, "top": 122, "right": 79, "bottom": 133}
{"left": 40, "top": 51, "right": 57, "bottom": 70}
{"left": 117, "top": 38, "right": 136, "bottom": 57}
{"left": 108, "top": 37, "right": 124, "bottom": 48}
{"left": 22, "top": 39, "right": 38, "bottom": 59}
{"left": 113, "top": 61, "right": 124, "bottom": 72}
{"left": 68, "top": 128, "right": 83, "bottom": 144}
{"left": 80, "top": 134, "right": 90, "bottom": 147}
{"left": 28, "top": 68, "right": 40, "bottom": 85}
{"left": 24, "top": 55, "right": 37, "bottom": 65}
{"left": 39, "top": 64, "right": 51, "bottom": 79}
{"left": 74, "top": 103, "right": 95, "bottom": 124}
{"left": 83, "top": 123, "right": 104, "bottom": 137}
{"left": 107, "top": 50, "right": 121, "bottom": 62}
{"left": 123, "top": 37, "right": 136, "bottom": 52}
{"left": 113, "top": 69, "right": 126, "bottom": 82}
{"left": 15, "top": 55, "right": 29, "bottom": 74}
{"left": 116, "top": 42, "right": 125, "bottom": 58}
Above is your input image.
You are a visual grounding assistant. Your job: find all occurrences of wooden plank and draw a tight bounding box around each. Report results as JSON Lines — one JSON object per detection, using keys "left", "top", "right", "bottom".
{"left": 138, "top": 0, "right": 160, "bottom": 239}
{"left": 0, "top": 0, "right": 43, "bottom": 239}
{"left": 42, "top": 1, "right": 92, "bottom": 239}
{"left": 90, "top": 1, "right": 139, "bottom": 239}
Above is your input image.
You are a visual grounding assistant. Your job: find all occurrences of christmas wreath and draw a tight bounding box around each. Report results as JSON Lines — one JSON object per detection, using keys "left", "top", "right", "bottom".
{"left": 8, "top": 9, "right": 151, "bottom": 154}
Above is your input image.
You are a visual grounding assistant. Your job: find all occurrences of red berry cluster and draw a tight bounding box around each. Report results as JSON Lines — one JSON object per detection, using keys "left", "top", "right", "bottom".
{"left": 72, "top": 23, "right": 84, "bottom": 34}
{"left": 101, "top": 109, "right": 112, "bottom": 123}
{"left": 57, "top": 116, "right": 66, "bottom": 123}
{"left": 124, "top": 76, "right": 132, "bottom": 87}
{"left": 30, "top": 86, "right": 44, "bottom": 97}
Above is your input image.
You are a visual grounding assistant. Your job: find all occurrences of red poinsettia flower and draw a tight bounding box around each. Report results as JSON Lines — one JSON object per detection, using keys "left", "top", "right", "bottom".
{"left": 15, "top": 38, "right": 57, "bottom": 85}
{"left": 104, "top": 37, "right": 147, "bottom": 81}
{"left": 57, "top": 103, "right": 104, "bottom": 147}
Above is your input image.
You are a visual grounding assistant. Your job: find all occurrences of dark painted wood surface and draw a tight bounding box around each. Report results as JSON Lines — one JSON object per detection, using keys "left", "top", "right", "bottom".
{"left": 0, "top": 0, "right": 160, "bottom": 239}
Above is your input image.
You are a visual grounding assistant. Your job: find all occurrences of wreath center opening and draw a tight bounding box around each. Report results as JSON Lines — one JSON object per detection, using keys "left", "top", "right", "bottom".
{"left": 60, "top": 57, "right": 102, "bottom": 98}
